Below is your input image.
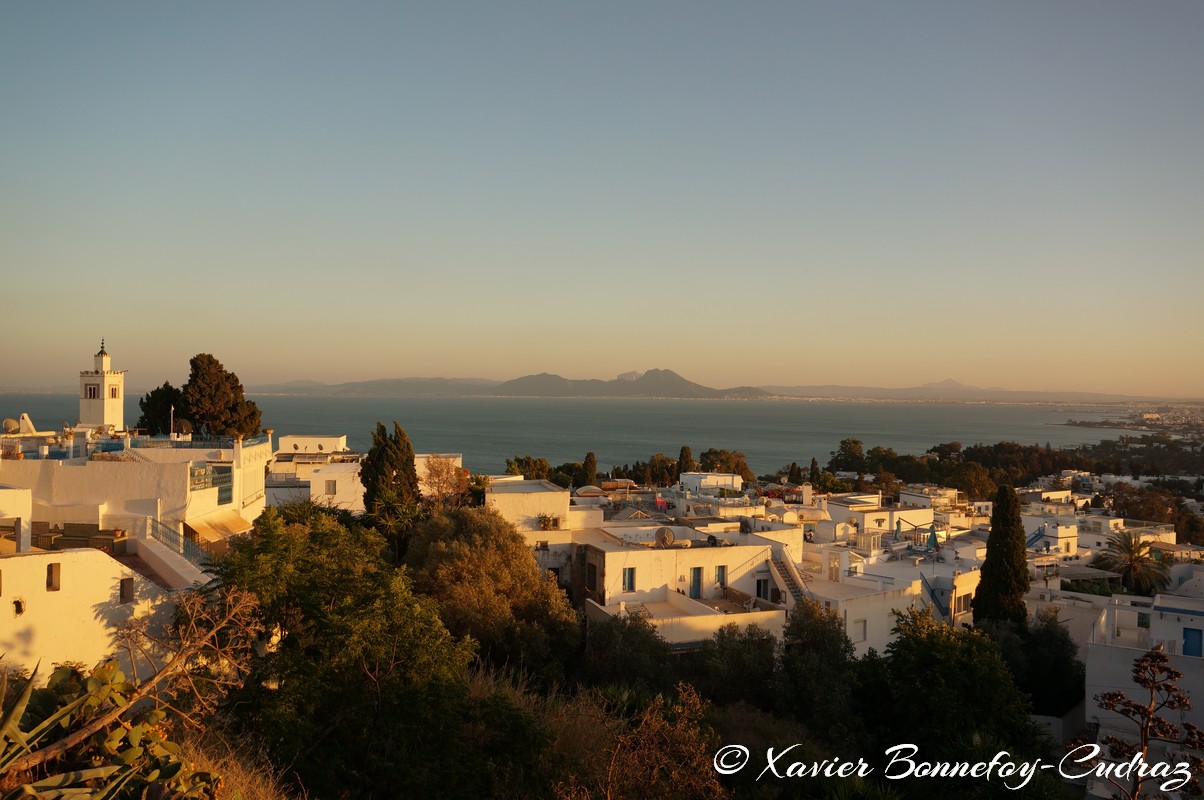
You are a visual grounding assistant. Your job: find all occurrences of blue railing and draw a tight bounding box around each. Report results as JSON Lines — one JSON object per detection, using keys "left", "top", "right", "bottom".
{"left": 25, "top": 448, "right": 74, "bottom": 460}
{"left": 147, "top": 518, "right": 210, "bottom": 567}
{"left": 919, "top": 572, "right": 950, "bottom": 618}
{"left": 131, "top": 436, "right": 237, "bottom": 450}
{"left": 189, "top": 466, "right": 233, "bottom": 491}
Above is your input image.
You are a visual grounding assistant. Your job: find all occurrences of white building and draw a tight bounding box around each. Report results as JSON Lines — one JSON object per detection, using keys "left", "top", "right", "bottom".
{"left": 0, "top": 547, "right": 177, "bottom": 679}
{"left": 0, "top": 345, "right": 271, "bottom": 555}
{"left": 267, "top": 435, "right": 364, "bottom": 513}
{"left": 573, "top": 525, "right": 786, "bottom": 647}
{"left": 0, "top": 483, "right": 199, "bottom": 681}
{"left": 266, "top": 439, "right": 464, "bottom": 515}
{"left": 78, "top": 340, "right": 125, "bottom": 432}
{"left": 785, "top": 540, "right": 981, "bottom": 656}
{"left": 816, "top": 491, "right": 936, "bottom": 546}
{"left": 486, "top": 479, "right": 572, "bottom": 531}
{"left": 305, "top": 462, "right": 365, "bottom": 512}
{"left": 678, "top": 472, "right": 744, "bottom": 494}
{"left": 1076, "top": 515, "right": 1177, "bottom": 554}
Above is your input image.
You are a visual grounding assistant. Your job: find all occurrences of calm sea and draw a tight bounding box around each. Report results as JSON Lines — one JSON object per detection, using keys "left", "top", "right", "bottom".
{"left": 1, "top": 393, "right": 1124, "bottom": 476}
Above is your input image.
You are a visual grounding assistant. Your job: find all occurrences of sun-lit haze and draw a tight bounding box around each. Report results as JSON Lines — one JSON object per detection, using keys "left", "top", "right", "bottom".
{"left": 3, "top": 3, "right": 1202, "bottom": 397}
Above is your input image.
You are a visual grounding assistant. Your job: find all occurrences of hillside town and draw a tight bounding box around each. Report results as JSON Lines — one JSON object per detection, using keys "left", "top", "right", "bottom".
{"left": 3, "top": 345, "right": 1203, "bottom": 799}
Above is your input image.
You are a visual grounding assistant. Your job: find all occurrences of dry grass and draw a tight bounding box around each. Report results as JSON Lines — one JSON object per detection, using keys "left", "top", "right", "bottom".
{"left": 176, "top": 726, "right": 301, "bottom": 800}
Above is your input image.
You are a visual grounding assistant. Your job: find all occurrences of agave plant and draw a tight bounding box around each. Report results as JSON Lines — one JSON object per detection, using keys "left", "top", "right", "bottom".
{"left": 1, "top": 662, "right": 218, "bottom": 800}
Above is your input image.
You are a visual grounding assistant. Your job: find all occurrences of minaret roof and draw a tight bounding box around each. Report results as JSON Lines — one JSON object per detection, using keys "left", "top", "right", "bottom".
{"left": 96, "top": 338, "right": 108, "bottom": 357}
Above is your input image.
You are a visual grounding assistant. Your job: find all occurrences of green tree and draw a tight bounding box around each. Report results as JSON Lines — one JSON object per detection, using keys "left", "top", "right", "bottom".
{"left": 777, "top": 599, "right": 862, "bottom": 747}
{"left": 978, "top": 608, "right": 1085, "bottom": 717}
{"left": 548, "top": 462, "right": 578, "bottom": 488}
{"left": 879, "top": 608, "right": 1045, "bottom": 760}
{"left": 506, "top": 454, "right": 551, "bottom": 480}
{"left": 828, "top": 437, "right": 867, "bottom": 473}
{"left": 699, "top": 448, "right": 755, "bottom": 483}
{"left": 787, "top": 461, "right": 804, "bottom": 484}
{"left": 645, "top": 453, "right": 678, "bottom": 486}
{"left": 809, "top": 457, "right": 821, "bottom": 484}
{"left": 927, "top": 441, "right": 963, "bottom": 462}
{"left": 134, "top": 381, "right": 184, "bottom": 435}
{"left": 947, "top": 461, "right": 998, "bottom": 501}
{"left": 180, "top": 353, "right": 262, "bottom": 438}
{"left": 683, "top": 623, "right": 777, "bottom": 710}
{"left": 404, "top": 507, "right": 580, "bottom": 681}
{"left": 973, "top": 485, "right": 1031, "bottom": 627}
{"left": 578, "top": 452, "right": 598, "bottom": 488}
{"left": 582, "top": 615, "right": 671, "bottom": 693}
{"left": 362, "top": 421, "right": 421, "bottom": 513}
{"left": 1024, "top": 608, "right": 1085, "bottom": 716}
{"left": 677, "top": 445, "right": 696, "bottom": 477}
{"left": 1091, "top": 530, "right": 1171, "bottom": 595}
{"left": 214, "top": 504, "right": 537, "bottom": 797}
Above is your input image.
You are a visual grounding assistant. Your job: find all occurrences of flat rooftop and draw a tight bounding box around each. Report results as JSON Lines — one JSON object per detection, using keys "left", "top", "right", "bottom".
{"left": 572, "top": 526, "right": 759, "bottom": 553}
{"left": 1152, "top": 595, "right": 1204, "bottom": 615}
{"left": 487, "top": 479, "right": 567, "bottom": 494}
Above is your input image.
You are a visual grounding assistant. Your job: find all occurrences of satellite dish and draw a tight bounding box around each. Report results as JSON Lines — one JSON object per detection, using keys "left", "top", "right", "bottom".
{"left": 654, "top": 526, "right": 675, "bottom": 548}
{"left": 2, "top": 418, "right": 17, "bottom": 434}
{"left": 173, "top": 419, "right": 193, "bottom": 435}
{"left": 317, "top": 443, "right": 324, "bottom": 451}
{"left": 293, "top": 443, "right": 299, "bottom": 450}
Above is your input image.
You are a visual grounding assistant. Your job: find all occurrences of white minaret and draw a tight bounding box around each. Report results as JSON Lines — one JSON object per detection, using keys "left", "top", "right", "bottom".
{"left": 79, "top": 339, "right": 126, "bottom": 431}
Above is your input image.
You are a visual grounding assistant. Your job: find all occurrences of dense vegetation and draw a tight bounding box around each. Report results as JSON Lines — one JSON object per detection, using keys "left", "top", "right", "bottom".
{"left": 135, "top": 353, "right": 262, "bottom": 438}
{"left": 200, "top": 497, "right": 1079, "bottom": 799}
{"left": 13, "top": 420, "right": 1204, "bottom": 797}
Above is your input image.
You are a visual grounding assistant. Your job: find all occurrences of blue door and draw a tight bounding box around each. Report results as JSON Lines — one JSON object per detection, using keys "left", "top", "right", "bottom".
{"left": 689, "top": 567, "right": 702, "bottom": 599}
{"left": 1184, "top": 628, "right": 1202, "bottom": 657}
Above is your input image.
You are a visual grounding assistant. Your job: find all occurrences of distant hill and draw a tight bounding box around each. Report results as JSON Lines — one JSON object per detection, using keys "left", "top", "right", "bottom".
{"left": 758, "top": 379, "right": 1154, "bottom": 403}
{"left": 488, "top": 369, "right": 770, "bottom": 399}
{"left": 246, "top": 374, "right": 1179, "bottom": 403}
{"left": 248, "top": 370, "right": 769, "bottom": 399}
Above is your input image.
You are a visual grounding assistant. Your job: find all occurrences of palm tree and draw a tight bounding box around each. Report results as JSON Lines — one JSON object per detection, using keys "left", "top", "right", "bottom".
{"left": 1091, "top": 530, "right": 1170, "bottom": 595}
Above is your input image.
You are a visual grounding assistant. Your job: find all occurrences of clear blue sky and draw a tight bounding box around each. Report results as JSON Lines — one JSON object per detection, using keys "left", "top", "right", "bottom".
{"left": 3, "top": 2, "right": 1202, "bottom": 396}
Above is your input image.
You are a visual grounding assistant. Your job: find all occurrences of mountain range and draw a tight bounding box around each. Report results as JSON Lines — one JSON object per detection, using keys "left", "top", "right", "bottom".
{"left": 251, "top": 369, "right": 768, "bottom": 400}
{"left": 247, "top": 372, "right": 1169, "bottom": 403}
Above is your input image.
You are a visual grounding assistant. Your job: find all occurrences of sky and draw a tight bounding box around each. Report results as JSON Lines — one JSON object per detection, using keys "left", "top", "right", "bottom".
{"left": 2, "top": 2, "right": 1202, "bottom": 397}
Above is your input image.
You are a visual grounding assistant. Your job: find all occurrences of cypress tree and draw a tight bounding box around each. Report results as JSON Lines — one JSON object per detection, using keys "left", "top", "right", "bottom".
{"left": 809, "top": 458, "right": 821, "bottom": 485}
{"left": 678, "top": 445, "right": 696, "bottom": 476}
{"left": 787, "top": 461, "right": 804, "bottom": 484}
{"left": 579, "top": 452, "right": 598, "bottom": 487}
{"left": 361, "top": 421, "right": 421, "bottom": 513}
{"left": 972, "top": 485, "right": 1031, "bottom": 627}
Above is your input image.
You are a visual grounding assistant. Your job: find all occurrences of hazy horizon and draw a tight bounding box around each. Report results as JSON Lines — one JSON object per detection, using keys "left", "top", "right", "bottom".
{"left": 4, "top": 3, "right": 1202, "bottom": 397}
{"left": 6, "top": 364, "right": 1202, "bottom": 402}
